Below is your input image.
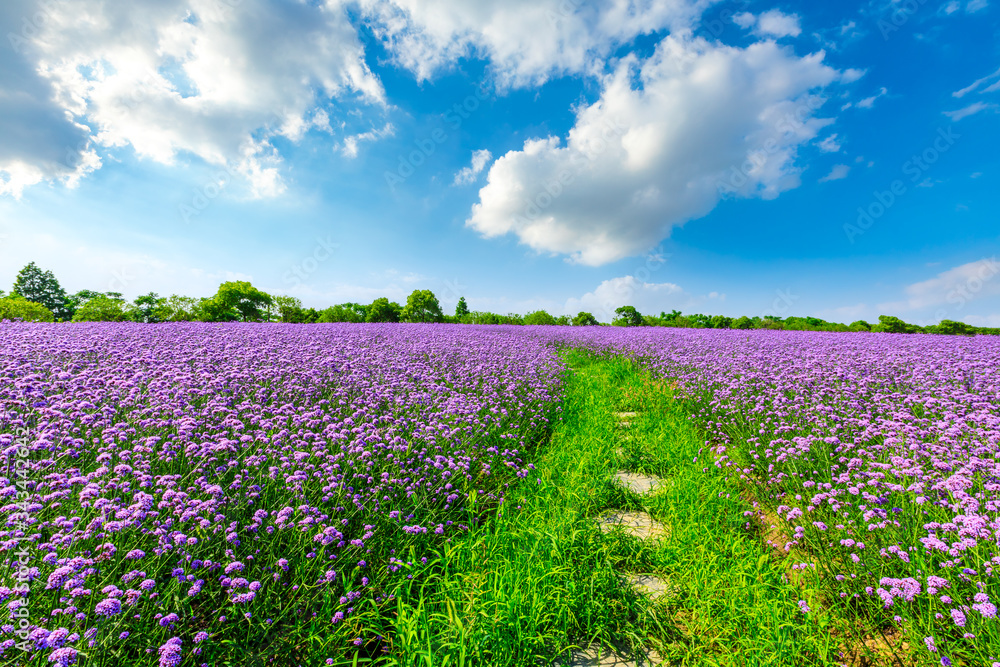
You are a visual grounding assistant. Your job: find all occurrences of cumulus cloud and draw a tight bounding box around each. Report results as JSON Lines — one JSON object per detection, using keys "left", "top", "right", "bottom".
{"left": 819, "top": 164, "right": 850, "bottom": 182}
{"left": 733, "top": 9, "right": 802, "bottom": 38}
{"left": 2, "top": 0, "right": 383, "bottom": 198}
{"left": 817, "top": 134, "right": 841, "bottom": 152}
{"left": 465, "top": 35, "right": 838, "bottom": 265}
{"left": 563, "top": 275, "right": 685, "bottom": 322}
{"left": 881, "top": 258, "right": 1000, "bottom": 311}
{"left": 358, "top": 0, "right": 710, "bottom": 88}
{"left": 453, "top": 149, "right": 493, "bottom": 185}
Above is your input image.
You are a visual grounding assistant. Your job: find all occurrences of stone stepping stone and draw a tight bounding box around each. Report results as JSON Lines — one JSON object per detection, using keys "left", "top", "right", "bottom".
{"left": 563, "top": 645, "right": 661, "bottom": 666}
{"left": 597, "top": 511, "right": 669, "bottom": 540}
{"left": 614, "top": 411, "right": 638, "bottom": 419}
{"left": 624, "top": 573, "right": 680, "bottom": 602}
{"left": 612, "top": 471, "right": 665, "bottom": 495}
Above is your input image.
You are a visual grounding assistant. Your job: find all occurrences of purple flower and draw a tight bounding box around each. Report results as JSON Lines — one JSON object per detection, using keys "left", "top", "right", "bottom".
{"left": 158, "top": 637, "right": 183, "bottom": 667}
{"left": 95, "top": 598, "right": 122, "bottom": 617}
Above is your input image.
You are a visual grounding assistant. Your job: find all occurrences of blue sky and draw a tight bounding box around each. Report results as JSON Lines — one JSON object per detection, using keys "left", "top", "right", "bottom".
{"left": 1, "top": 0, "right": 998, "bottom": 324}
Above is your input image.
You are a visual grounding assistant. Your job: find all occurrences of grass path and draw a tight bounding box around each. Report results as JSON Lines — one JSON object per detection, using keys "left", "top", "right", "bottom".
{"left": 374, "top": 350, "right": 846, "bottom": 666}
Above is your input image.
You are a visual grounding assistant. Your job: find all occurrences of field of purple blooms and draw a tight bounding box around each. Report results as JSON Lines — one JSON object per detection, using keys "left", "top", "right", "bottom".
{"left": 555, "top": 327, "right": 1000, "bottom": 665}
{"left": 0, "top": 323, "right": 563, "bottom": 666}
{"left": 2, "top": 323, "right": 998, "bottom": 666}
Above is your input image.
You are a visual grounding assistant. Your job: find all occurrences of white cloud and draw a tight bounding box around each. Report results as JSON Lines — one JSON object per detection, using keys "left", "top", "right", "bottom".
{"left": 881, "top": 258, "right": 1000, "bottom": 311}
{"left": 358, "top": 0, "right": 709, "bottom": 88}
{"left": 817, "top": 134, "right": 841, "bottom": 152}
{"left": 340, "top": 123, "right": 396, "bottom": 158}
{"left": 819, "top": 164, "right": 850, "bottom": 182}
{"left": 563, "top": 275, "right": 685, "bottom": 322}
{"left": 953, "top": 66, "right": 1000, "bottom": 98}
{"left": 855, "top": 86, "right": 887, "bottom": 109}
{"left": 453, "top": 149, "right": 493, "bottom": 185}
{"left": 966, "top": 0, "right": 989, "bottom": 12}
{"left": 3, "top": 0, "right": 384, "bottom": 198}
{"left": 465, "top": 35, "right": 838, "bottom": 265}
{"left": 944, "top": 102, "right": 996, "bottom": 121}
{"left": 733, "top": 9, "right": 802, "bottom": 38}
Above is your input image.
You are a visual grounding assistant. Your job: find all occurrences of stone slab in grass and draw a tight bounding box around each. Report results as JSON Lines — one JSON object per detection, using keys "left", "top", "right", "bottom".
{"left": 564, "top": 645, "right": 661, "bottom": 666}
{"left": 614, "top": 411, "right": 639, "bottom": 419}
{"left": 597, "top": 510, "right": 669, "bottom": 540}
{"left": 612, "top": 471, "right": 665, "bottom": 495}
{"left": 624, "top": 573, "right": 680, "bottom": 602}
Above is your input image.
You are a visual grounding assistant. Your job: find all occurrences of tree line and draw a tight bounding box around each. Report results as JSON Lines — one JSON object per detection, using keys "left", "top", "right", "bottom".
{"left": 1, "top": 262, "right": 995, "bottom": 336}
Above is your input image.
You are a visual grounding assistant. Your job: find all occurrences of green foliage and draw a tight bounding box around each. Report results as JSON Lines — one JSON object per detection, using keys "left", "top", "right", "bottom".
{"left": 12, "top": 262, "right": 72, "bottom": 320}
{"left": 0, "top": 294, "right": 55, "bottom": 322}
{"left": 401, "top": 289, "right": 444, "bottom": 323}
{"left": 733, "top": 316, "right": 753, "bottom": 330}
{"left": 71, "top": 295, "right": 131, "bottom": 322}
{"left": 367, "top": 297, "right": 402, "bottom": 323}
{"left": 613, "top": 305, "right": 643, "bottom": 327}
{"left": 932, "top": 319, "right": 976, "bottom": 335}
{"left": 848, "top": 320, "right": 871, "bottom": 332}
{"left": 132, "top": 292, "right": 171, "bottom": 323}
{"left": 455, "top": 296, "right": 469, "bottom": 318}
{"left": 205, "top": 281, "right": 274, "bottom": 322}
{"left": 573, "top": 311, "right": 599, "bottom": 326}
{"left": 523, "top": 309, "right": 557, "bottom": 326}
{"left": 318, "top": 303, "right": 366, "bottom": 323}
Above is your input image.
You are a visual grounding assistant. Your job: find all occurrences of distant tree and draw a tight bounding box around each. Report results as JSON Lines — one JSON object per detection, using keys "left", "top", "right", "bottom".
{"left": 0, "top": 295, "right": 55, "bottom": 322}
{"left": 367, "top": 297, "right": 402, "bottom": 323}
{"left": 72, "top": 295, "right": 131, "bottom": 322}
{"left": 12, "top": 262, "right": 72, "bottom": 320}
{"left": 318, "top": 304, "right": 365, "bottom": 323}
{"left": 936, "top": 319, "right": 976, "bottom": 336}
{"left": 871, "top": 315, "right": 919, "bottom": 334}
{"left": 613, "top": 305, "right": 643, "bottom": 327}
{"left": 732, "top": 316, "right": 753, "bottom": 330}
{"left": 573, "top": 311, "right": 599, "bottom": 326}
{"left": 554, "top": 314, "right": 571, "bottom": 326}
{"left": 67, "top": 289, "right": 104, "bottom": 313}
{"left": 455, "top": 296, "right": 469, "bottom": 318}
{"left": 206, "top": 281, "right": 273, "bottom": 322}
{"left": 660, "top": 309, "right": 682, "bottom": 325}
{"left": 523, "top": 310, "right": 557, "bottom": 325}
{"left": 848, "top": 320, "right": 871, "bottom": 332}
{"left": 401, "top": 290, "right": 444, "bottom": 323}
{"left": 709, "top": 315, "right": 733, "bottom": 329}
{"left": 132, "top": 292, "right": 170, "bottom": 323}
{"left": 161, "top": 295, "right": 198, "bottom": 321}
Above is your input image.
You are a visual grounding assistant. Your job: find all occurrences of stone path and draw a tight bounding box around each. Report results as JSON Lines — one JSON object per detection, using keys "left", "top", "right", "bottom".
{"left": 612, "top": 471, "right": 665, "bottom": 495}
{"left": 584, "top": 408, "right": 676, "bottom": 665}
{"left": 597, "top": 510, "right": 669, "bottom": 540}
{"left": 565, "top": 645, "right": 662, "bottom": 666}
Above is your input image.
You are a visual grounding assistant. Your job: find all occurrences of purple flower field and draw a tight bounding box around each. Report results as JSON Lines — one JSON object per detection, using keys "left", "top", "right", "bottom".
{"left": 559, "top": 327, "right": 1000, "bottom": 657}
{"left": 1, "top": 323, "right": 562, "bottom": 665}
{"left": 2, "top": 323, "right": 998, "bottom": 664}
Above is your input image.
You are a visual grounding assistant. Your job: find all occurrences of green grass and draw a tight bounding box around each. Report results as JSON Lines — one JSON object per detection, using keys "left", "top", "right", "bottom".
{"left": 371, "top": 350, "right": 845, "bottom": 666}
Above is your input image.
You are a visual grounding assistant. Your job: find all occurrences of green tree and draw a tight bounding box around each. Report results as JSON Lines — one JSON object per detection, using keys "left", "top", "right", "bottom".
{"left": 367, "top": 298, "right": 402, "bottom": 323}
{"left": 936, "top": 319, "right": 975, "bottom": 335}
{"left": 572, "top": 312, "right": 599, "bottom": 326}
{"left": 871, "top": 315, "right": 919, "bottom": 334}
{"left": 613, "top": 305, "right": 643, "bottom": 327}
{"left": 0, "top": 295, "right": 55, "bottom": 322}
{"left": 132, "top": 292, "right": 170, "bottom": 323}
{"left": 455, "top": 296, "right": 469, "bottom": 318}
{"left": 732, "top": 316, "right": 753, "bottom": 330}
{"left": 401, "top": 290, "right": 444, "bottom": 323}
{"left": 848, "top": 320, "right": 871, "bottom": 332}
{"left": 523, "top": 310, "right": 557, "bottom": 325}
{"left": 12, "top": 262, "right": 72, "bottom": 320}
{"left": 206, "top": 281, "right": 273, "bottom": 322}
{"left": 71, "top": 295, "right": 131, "bottom": 322}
